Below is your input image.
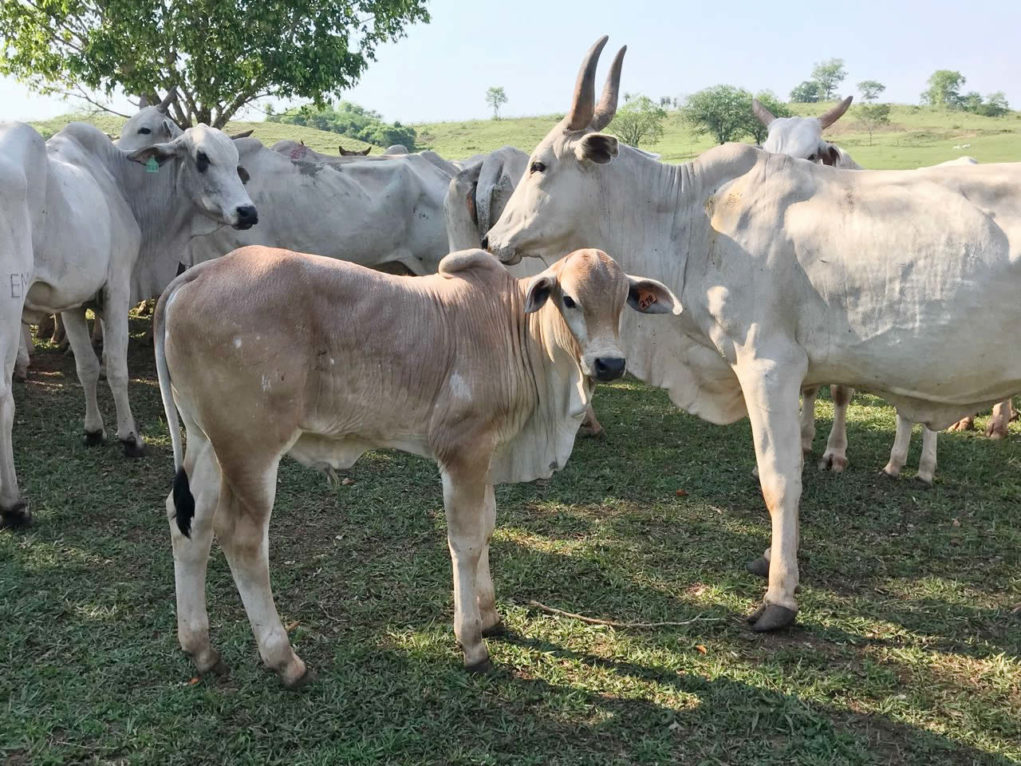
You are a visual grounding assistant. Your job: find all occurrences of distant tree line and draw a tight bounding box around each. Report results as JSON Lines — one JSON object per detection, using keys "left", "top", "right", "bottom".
{"left": 267, "top": 102, "right": 418, "bottom": 150}
{"left": 921, "top": 71, "right": 1009, "bottom": 116}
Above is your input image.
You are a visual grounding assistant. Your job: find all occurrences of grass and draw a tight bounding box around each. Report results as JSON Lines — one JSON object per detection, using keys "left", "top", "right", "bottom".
{"left": 1, "top": 322, "right": 1019, "bottom": 764}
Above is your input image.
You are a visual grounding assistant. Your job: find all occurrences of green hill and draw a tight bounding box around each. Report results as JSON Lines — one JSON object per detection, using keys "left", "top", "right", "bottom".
{"left": 31, "top": 103, "right": 1021, "bottom": 169}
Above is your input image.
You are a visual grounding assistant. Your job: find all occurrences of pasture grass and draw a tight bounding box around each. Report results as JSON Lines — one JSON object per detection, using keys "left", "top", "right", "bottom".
{"left": 1, "top": 322, "right": 1018, "bottom": 764}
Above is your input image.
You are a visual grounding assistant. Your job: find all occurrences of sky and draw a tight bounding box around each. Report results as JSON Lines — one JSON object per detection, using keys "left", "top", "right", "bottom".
{"left": 3, "top": 0, "right": 1021, "bottom": 124}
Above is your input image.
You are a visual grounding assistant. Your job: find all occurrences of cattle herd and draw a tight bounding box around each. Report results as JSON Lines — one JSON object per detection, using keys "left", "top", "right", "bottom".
{"left": 2, "top": 36, "right": 1019, "bottom": 687}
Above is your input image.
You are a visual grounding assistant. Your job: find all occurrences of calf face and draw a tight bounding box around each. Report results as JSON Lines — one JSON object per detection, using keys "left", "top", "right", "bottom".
{"left": 523, "top": 248, "right": 681, "bottom": 381}
{"left": 127, "top": 125, "right": 257, "bottom": 229}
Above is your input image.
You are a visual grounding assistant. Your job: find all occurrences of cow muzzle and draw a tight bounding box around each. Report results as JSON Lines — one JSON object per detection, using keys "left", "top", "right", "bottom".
{"left": 233, "top": 204, "right": 259, "bottom": 230}
{"left": 593, "top": 356, "right": 626, "bottom": 382}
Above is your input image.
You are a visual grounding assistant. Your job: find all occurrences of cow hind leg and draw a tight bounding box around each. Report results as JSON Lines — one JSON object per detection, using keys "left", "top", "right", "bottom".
{"left": 799, "top": 387, "right": 818, "bottom": 455}
{"left": 169, "top": 434, "right": 224, "bottom": 675}
{"left": 215, "top": 457, "right": 308, "bottom": 688}
{"left": 882, "top": 413, "right": 913, "bottom": 479}
{"left": 818, "top": 385, "right": 852, "bottom": 472}
{"left": 61, "top": 308, "right": 106, "bottom": 444}
{"left": 916, "top": 427, "right": 938, "bottom": 486}
{"left": 0, "top": 360, "right": 27, "bottom": 528}
{"left": 986, "top": 399, "right": 1013, "bottom": 440}
{"left": 98, "top": 289, "right": 143, "bottom": 456}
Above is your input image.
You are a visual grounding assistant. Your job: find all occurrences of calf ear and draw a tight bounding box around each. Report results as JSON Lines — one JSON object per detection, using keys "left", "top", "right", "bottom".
{"left": 524, "top": 273, "right": 557, "bottom": 314}
{"left": 126, "top": 142, "right": 182, "bottom": 167}
{"left": 627, "top": 276, "right": 682, "bottom": 315}
{"left": 575, "top": 133, "right": 618, "bottom": 164}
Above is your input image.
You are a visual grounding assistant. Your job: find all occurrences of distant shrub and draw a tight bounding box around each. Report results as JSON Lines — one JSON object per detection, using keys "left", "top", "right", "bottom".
{"left": 268, "top": 102, "right": 417, "bottom": 150}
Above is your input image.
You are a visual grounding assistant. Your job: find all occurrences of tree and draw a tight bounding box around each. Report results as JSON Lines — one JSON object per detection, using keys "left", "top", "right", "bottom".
{"left": 682, "top": 85, "right": 754, "bottom": 144}
{"left": 976, "top": 91, "right": 1010, "bottom": 117}
{"left": 857, "top": 80, "right": 885, "bottom": 103}
{"left": 486, "top": 86, "right": 508, "bottom": 120}
{"left": 856, "top": 103, "right": 890, "bottom": 145}
{"left": 0, "top": 0, "right": 429, "bottom": 128}
{"left": 811, "top": 59, "right": 847, "bottom": 100}
{"left": 269, "top": 101, "right": 417, "bottom": 149}
{"left": 745, "top": 91, "right": 791, "bottom": 144}
{"left": 790, "top": 80, "right": 823, "bottom": 103}
{"left": 608, "top": 94, "right": 667, "bottom": 147}
{"left": 921, "top": 70, "right": 966, "bottom": 109}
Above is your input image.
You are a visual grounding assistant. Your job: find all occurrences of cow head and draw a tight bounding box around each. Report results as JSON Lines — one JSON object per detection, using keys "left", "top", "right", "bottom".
{"left": 486, "top": 37, "right": 626, "bottom": 264}
{"left": 523, "top": 248, "right": 680, "bottom": 382}
{"left": 116, "top": 105, "right": 183, "bottom": 152}
{"left": 754, "top": 96, "right": 852, "bottom": 166}
{"left": 126, "top": 124, "right": 258, "bottom": 230}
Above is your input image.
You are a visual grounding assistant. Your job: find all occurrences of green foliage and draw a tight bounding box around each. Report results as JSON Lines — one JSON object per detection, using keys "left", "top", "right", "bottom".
{"left": 811, "top": 58, "right": 847, "bottom": 100}
{"left": 921, "top": 70, "right": 966, "bottom": 108}
{"left": 608, "top": 94, "right": 667, "bottom": 147}
{"left": 857, "top": 80, "right": 886, "bottom": 103}
{"left": 856, "top": 102, "right": 891, "bottom": 145}
{"left": 486, "top": 86, "right": 508, "bottom": 120}
{"left": 682, "top": 86, "right": 790, "bottom": 145}
{"left": 0, "top": 0, "right": 429, "bottom": 128}
{"left": 790, "top": 80, "right": 823, "bottom": 103}
{"left": 268, "top": 101, "right": 417, "bottom": 149}
{"left": 974, "top": 91, "right": 1010, "bottom": 118}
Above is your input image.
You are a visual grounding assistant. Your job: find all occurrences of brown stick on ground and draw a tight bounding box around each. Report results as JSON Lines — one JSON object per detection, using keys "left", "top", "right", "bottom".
{"left": 526, "top": 600, "right": 720, "bottom": 628}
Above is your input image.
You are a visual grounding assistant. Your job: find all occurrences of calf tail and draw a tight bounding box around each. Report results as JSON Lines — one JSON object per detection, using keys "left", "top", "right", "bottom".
{"left": 154, "top": 281, "right": 194, "bottom": 537}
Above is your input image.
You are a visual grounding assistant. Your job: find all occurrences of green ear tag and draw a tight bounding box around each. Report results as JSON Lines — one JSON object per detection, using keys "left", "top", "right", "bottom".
{"left": 145, "top": 157, "right": 159, "bottom": 173}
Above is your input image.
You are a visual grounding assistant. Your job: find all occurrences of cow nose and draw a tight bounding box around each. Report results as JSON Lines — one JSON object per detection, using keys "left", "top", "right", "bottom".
{"left": 594, "top": 357, "right": 626, "bottom": 382}
{"left": 235, "top": 205, "right": 258, "bottom": 229}
{"left": 481, "top": 234, "right": 489, "bottom": 250}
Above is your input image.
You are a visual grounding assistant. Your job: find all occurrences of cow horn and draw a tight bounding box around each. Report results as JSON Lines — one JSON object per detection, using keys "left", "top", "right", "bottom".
{"left": 157, "top": 87, "right": 178, "bottom": 114}
{"left": 752, "top": 98, "right": 777, "bottom": 127}
{"left": 564, "top": 36, "right": 608, "bottom": 131}
{"left": 818, "top": 95, "right": 853, "bottom": 129}
{"left": 590, "top": 46, "right": 627, "bottom": 131}
{"left": 228, "top": 129, "right": 254, "bottom": 140}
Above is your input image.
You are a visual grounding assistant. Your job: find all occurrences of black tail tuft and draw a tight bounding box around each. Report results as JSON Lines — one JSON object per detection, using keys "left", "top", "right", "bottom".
{"left": 173, "top": 467, "right": 195, "bottom": 538}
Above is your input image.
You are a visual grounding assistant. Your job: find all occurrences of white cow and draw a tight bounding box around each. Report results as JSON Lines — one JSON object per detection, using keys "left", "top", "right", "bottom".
{"left": 486, "top": 37, "right": 1021, "bottom": 631}
{"left": 0, "top": 120, "right": 255, "bottom": 527}
{"left": 188, "top": 139, "right": 454, "bottom": 275}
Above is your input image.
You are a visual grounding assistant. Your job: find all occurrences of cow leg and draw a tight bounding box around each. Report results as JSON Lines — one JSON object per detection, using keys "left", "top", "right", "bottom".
{"left": 579, "top": 404, "right": 605, "bottom": 439}
{"left": 986, "top": 399, "right": 1013, "bottom": 439}
{"left": 99, "top": 290, "right": 143, "bottom": 456}
{"left": 736, "top": 352, "right": 806, "bottom": 631}
{"left": 473, "top": 484, "right": 504, "bottom": 636}
{"left": 441, "top": 460, "right": 494, "bottom": 672}
{"left": 799, "top": 386, "right": 818, "bottom": 455}
{"left": 916, "top": 427, "right": 938, "bottom": 485}
{"left": 882, "top": 413, "right": 913, "bottom": 479}
{"left": 91, "top": 311, "right": 104, "bottom": 350}
{"left": 0, "top": 319, "right": 27, "bottom": 527}
{"left": 15, "top": 324, "right": 30, "bottom": 381}
{"left": 169, "top": 434, "right": 224, "bottom": 675}
{"left": 947, "top": 414, "right": 975, "bottom": 432}
{"left": 36, "top": 313, "right": 55, "bottom": 341}
{"left": 818, "top": 385, "right": 852, "bottom": 472}
{"left": 61, "top": 307, "right": 105, "bottom": 444}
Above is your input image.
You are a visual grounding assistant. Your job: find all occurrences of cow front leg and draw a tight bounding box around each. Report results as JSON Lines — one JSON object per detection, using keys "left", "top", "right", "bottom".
{"left": 472, "top": 484, "right": 505, "bottom": 636}
{"left": 15, "top": 324, "right": 31, "bottom": 381}
{"left": 99, "top": 290, "right": 143, "bottom": 456}
{"left": 799, "top": 386, "right": 818, "bottom": 455}
{"left": 579, "top": 404, "right": 605, "bottom": 439}
{"left": 916, "top": 427, "right": 938, "bottom": 485}
{"left": 0, "top": 320, "right": 27, "bottom": 527}
{"left": 169, "top": 436, "right": 224, "bottom": 675}
{"left": 882, "top": 413, "right": 913, "bottom": 479}
{"left": 818, "top": 385, "right": 852, "bottom": 472}
{"left": 736, "top": 352, "right": 806, "bottom": 632}
{"left": 986, "top": 399, "right": 1013, "bottom": 440}
{"left": 61, "top": 308, "right": 105, "bottom": 444}
{"left": 441, "top": 461, "right": 494, "bottom": 672}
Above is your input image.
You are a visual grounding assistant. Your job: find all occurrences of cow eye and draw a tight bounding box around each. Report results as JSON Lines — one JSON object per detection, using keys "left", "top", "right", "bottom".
{"left": 563, "top": 295, "right": 577, "bottom": 309}
{"left": 807, "top": 153, "right": 818, "bottom": 161}
{"left": 137, "top": 127, "right": 151, "bottom": 135}
{"left": 530, "top": 161, "right": 546, "bottom": 174}
{"left": 196, "top": 151, "right": 210, "bottom": 172}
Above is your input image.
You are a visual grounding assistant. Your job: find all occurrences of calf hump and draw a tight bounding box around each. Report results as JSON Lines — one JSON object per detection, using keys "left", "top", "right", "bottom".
{"left": 438, "top": 249, "right": 506, "bottom": 278}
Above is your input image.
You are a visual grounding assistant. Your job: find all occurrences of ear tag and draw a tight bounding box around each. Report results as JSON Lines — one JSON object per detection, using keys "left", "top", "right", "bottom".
{"left": 145, "top": 157, "right": 160, "bottom": 173}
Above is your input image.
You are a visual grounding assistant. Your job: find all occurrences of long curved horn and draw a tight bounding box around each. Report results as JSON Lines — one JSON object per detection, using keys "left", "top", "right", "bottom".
{"left": 564, "top": 36, "right": 608, "bottom": 131}
{"left": 818, "top": 95, "right": 853, "bottom": 129}
{"left": 752, "top": 98, "right": 777, "bottom": 127}
{"left": 157, "top": 87, "right": 178, "bottom": 114}
{"left": 228, "top": 129, "right": 254, "bottom": 140}
{"left": 590, "top": 46, "right": 627, "bottom": 131}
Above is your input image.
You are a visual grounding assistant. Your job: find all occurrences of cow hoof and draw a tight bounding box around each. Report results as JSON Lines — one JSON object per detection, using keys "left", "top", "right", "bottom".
{"left": 83, "top": 430, "right": 105, "bottom": 446}
{"left": 747, "top": 604, "right": 797, "bottom": 632}
{"left": 745, "top": 557, "right": 770, "bottom": 579}
{"left": 914, "top": 475, "right": 933, "bottom": 489}
{"left": 282, "top": 667, "right": 315, "bottom": 691}
{"left": 465, "top": 657, "right": 494, "bottom": 675}
{"left": 580, "top": 425, "right": 606, "bottom": 440}
{"left": 879, "top": 468, "right": 899, "bottom": 480}
{"left": 482, "top": 621, "right": 510, "bottom": 639}
{"left": 13, "top": 366, "right": 28, "bottom": 382}
{"left": 120, "top": 436, "right": 146, "bottom": 458}
{"left": 986, "top": 427, "right": 1008, "bottom": 441}
{"left": 0, "top": 501, "right": 31, "bottom": 529}
{"left": 818, "top": 453, "right": 848, "bottom": 472}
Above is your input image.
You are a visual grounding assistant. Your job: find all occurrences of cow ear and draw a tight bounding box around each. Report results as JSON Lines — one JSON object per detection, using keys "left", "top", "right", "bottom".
{"left": 821, "top": 145, "right": 840, "bottom": 166}
{"left": 626, "top": 275, "right": 682, "bottom": 315}
{"left": 524, "top": 273, "right": 557, "bottom": 314}
{"left": 126, "top": 142, "right": 181, "bottom": 166}
{"left": 237, "top": 166, "right": 250, "bottom": 184}
{"left": 161, "top": 118, "right": 177, "bottom": 138}
{"left": 575, "top": 133, "right": 618, "bottom": 164}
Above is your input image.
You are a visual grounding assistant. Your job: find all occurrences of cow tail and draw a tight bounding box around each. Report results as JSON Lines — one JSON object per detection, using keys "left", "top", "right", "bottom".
{"left": 154, "top": 281, "right": 194, "bottom": 537}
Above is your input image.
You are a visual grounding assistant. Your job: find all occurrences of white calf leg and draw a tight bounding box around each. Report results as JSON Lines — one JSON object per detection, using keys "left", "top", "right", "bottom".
{"left": 61, "top": 308, "right": 105, "bottom": 442}
{"left": 917, "top": 427, "right": 938, "bottom": 485}
{"left": 819, "top": 385, "right": 852, "bottom": 472}
{"left": 883, "top": 413, "right": 913, "bottom": 478}
{"left": 98, "top": 289, "right": 143, "bottom": 455}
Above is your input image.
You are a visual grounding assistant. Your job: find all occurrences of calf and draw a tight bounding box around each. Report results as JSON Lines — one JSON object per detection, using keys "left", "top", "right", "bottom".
{"left": 155, "top": 246, "right": 679, "bottom": 685}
